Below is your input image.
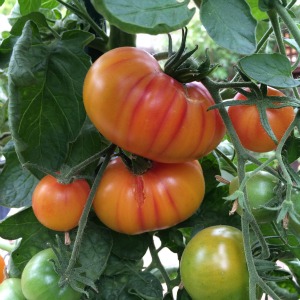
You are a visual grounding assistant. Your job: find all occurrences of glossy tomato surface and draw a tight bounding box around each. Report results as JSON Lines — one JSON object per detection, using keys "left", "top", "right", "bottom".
{"left": 32, "top": 175, "right": 90, "bottom": 231}
{"left": 83, "top": 47, "right": 225, "bottom": 163}
{"left": 180, "top": 225, "right": 249, "bottom": 300}
{"left": 0, "top": 255, "right": 5, "bottom": 283}
{"left": 21, "top": 248, "right": 82, "bottom": 300}
{"left": 228, "top": 86, "right": 295, "bottom": 152}
{"left": 229, "top": 171, "right": 279, "bottom": 223}
{"left": 0, "top": 278, "right": 26, "bottom": 300}
{"left": 93, "top": 157, "right": 205, "bottom": 234}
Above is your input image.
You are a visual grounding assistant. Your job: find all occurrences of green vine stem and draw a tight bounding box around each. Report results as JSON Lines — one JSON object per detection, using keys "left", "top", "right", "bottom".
{"left": 201, "top": 77, "right": 281, "bottom": 300}
{"left": 0, "top": 238, "right": 18, "bottom": 253}
{"left": 267, "top": 8, "right": 286, "bottom": 55}
{"left": 60, "top": 143, "right": 116, "bottom": 284}
{"left": 57, "top": 0, "right": 108, "bottom": 42}
{"left": 274, "top": 0, "right": 300, "bottom": 49}
{"left": 148, "top": 233, "right": 173, "bottom": 293}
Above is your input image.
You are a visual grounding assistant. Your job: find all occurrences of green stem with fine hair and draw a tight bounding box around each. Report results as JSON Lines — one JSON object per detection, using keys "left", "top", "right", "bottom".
{"left": 274, "top": 0, "right": 300, "bottom": 49}
{"left": 61, "top": 144, "right": 116, "bottom": 280}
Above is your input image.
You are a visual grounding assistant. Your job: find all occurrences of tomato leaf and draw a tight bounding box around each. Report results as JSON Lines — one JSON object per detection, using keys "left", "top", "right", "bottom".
{"left": 200, "top": 0, "right": 257, "bottom": 55}
{"left": 239, "top": 53, "right": 300, "bottom": 88}
{"left": 246, "top": 0, "right": 268, "bottom": 21}
{"left": 102, "top": 254, "right": 143, "bottom": 277}
{"left": 96, "top": 272, "right": 163, "bottom": 300}
{"left": 0, "top": 208, "right": 57, "bottom": 276}
{"left": 156, "top": 229, "right": 185, "bottom": 254}
{"left": 18, "top": 0, "right": 41, "bottom": 15}
{"left": 91, "top": 0, "right": 195, "bottom": 34}
{"left": 8, "top": 21, "right": 94, "bottom": 175}
{"left": 75, "top": 221, "right": 113, "bottom": 281}
{"left": 283, "top": 133, "right": 300, "bottom": 164}
{"left": 64, "top": 118, "right": 109, "bottom": 177}
{"left": 0, "top": 141, "right": 38, "bottom": 208}
{"left": 127, "top": 272, "right": 163, "bottom": 299}
{"left": 111, "top": 232, "right": 149, "bottom": 261}
{"left": 10, "top": 12, "right": 51, "bottom": 36}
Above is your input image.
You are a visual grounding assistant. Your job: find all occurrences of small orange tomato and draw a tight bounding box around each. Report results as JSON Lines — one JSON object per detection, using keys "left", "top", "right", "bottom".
{"left": 32, "top": 175, "right": 90, "bottom": 231}
{"left": 228, "top": 86, "right": 295, "bottom": 152}
{"left": 92, "top": 157, "right": 205, "bottom": 235}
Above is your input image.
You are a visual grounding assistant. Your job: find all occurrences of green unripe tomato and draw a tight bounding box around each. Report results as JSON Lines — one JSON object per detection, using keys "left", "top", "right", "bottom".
{"left": 21, "top": 248, "right": 82, "bottom": 300}
{"left": 229, "top": 171, "right": 278, "bottom": 223}
{"left": 180, "top": 225, "right": 249, "bottom": 300}
{"left": 0, "top": 278, "right": 26, "bottom": 300}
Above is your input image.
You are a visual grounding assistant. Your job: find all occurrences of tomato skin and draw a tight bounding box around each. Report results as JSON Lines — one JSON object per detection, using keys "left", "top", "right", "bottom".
{"left": 180, "top": 225, "right": 249, "bottom": 300}
{"left": 0, "top": 278, "right": 26, "bottom": 300}
{"left": 83, "top": 47, "right": 225, "bottom": 163}
{"left": 0, "top": 255, "right": 5, "bottom": 283}
{"left": 93, "top": 157, "right": 205, "bottom": 234}
{"left": 21, "top": 248, "right": 81, "bottom": 300}
{"left": 228, "top": 86, "right": 295, "bottom": 152}
{"left": 229, "top": 171, "right": 278, "bottom": 223}
{"left": 32, "top": 175, "right": 90, "bottom": 231}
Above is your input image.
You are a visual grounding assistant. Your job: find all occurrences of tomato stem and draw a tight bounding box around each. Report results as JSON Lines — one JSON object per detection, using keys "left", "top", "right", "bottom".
{"left": 61, "top": 143, "right": 117, "bottom": 280}
{"left": 0, "top": 238, "right": 17, "bottom": 253}
{"left": 148, "top": 234, "right": 173, "bottom": 293}
{"left": 56, "top": 0, "right": 108, "bottom": 43}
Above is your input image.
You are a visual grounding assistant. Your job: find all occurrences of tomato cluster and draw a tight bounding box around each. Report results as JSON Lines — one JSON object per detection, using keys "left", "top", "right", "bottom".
{"left": 28, "top": 43, "right": 296, "bottom": 300}
{"left": 81, "top": 46, "right": 228, "bottom": 235}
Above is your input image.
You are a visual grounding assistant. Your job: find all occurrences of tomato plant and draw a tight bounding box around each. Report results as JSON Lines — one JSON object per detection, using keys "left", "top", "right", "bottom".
{"left": 229, "top": 171, "right": 279, "bottom": 223}
{"left": 228, "top": 86, "right": 295, "bottom": 152}
{"left": 21, "top": 248, "right": 81, "bottom": 300}
{"left": 0, "top": 278, "right": 26, "bottom": 300}
{"left": 93, "top": 157, "right": 205, "bottom": 234}
{"left": 1, "top": 0, "right": 300, "bottom": 299}
{"left": 83, "top": 47, "right": 225, "bottom": 163}
{"left": 180, "top": 225, "right": 249, "bottom": 300}
{"left": 32, "top": 175, "right": 90, "bottom": 232}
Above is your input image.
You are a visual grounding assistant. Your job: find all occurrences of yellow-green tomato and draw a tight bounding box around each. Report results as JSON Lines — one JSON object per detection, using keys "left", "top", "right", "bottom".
{"left": 0, "top": 278, "right": 26, "bottom": 300}
{"left": 180, "top": 225, "right": 249, "bottom": 300}
{"left": 229, "top": 171, "right": 278, "bottom": 223}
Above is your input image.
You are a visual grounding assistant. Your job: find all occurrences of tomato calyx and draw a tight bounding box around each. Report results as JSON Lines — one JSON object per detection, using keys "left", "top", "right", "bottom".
{"left": 118, "top": 149, "right": 152, "bottom": 175}
{"left": 163, "top": 27, "right": 218, "bottom": 83}
{"left": 48, "top": 237, "right": 97, "bottom": 298}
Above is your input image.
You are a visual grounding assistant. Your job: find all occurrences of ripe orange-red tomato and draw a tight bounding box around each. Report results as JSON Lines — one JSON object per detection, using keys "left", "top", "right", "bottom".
{"left": 32, "top": 175, "right": 90, "bottom": 231}
{"left": 83, "top": 47, "right": 225, "bottom": 163}
{"left": 0, "top": 256, "right": 5, "bottom": 284}
{"left": 228, "top": 86, "right": 295, "bottom": 152}
{"left": 92, "top": 157, "right": 205, "bottom": 234}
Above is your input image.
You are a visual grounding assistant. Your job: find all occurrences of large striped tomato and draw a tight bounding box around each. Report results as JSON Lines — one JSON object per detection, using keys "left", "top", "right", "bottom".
{"left": 228, "top": 86, "right": 295, "bottom": 152}
{"left": 92, "top": 157, "right": 205, "bottom": 235}
{"left": 83, "top": 47, "right": 225, "bottom": 163}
